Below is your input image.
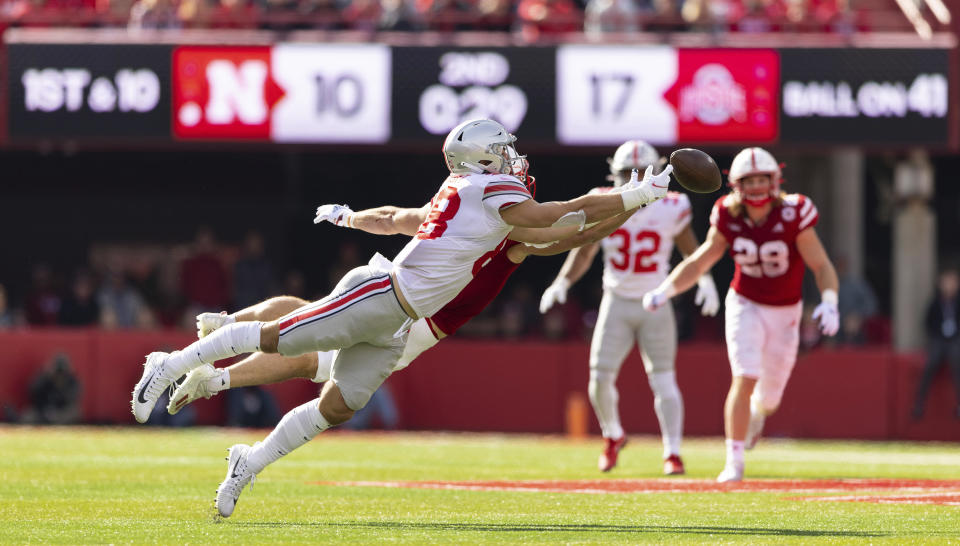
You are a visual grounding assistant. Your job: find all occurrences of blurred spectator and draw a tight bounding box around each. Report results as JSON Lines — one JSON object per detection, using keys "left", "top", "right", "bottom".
{"left": 59, "top": 270, "right": 101, "bottom": 327}
{"left": 226, "top": 386, "right": 280, "bottom": 427}
{"left": 684, "top": 0, "right": 744, "bottom": 31}
{"left": 468, "top": 0, "right": 512, "bottom": 31}
{"left": 0, "top": 283, "right": 18, "bottom": 328}
{"left": 207, "top": 0, "right": 258, "bottom": 28}
{"left": 515, "top": 0, "right": 579, "bottom": 41}
{"left": 139, "top": 259, "right": 186, "bottom": 329}
{"left": 498, "top": 282, "right": 540, "bottom": 338}
{"left": 327, "top": 241, "right": 362, "bottom": 292}
{"left": 233, "top": 231, "right": 276, "bottom": 310}
{"left": 823, "top": 0, "right": 867, "bottom": 35}
{"left": 836, "top": 257, "right": 878, "bottom": 345}
{"left": 343, "top": 384, "right": 399, "bottom": 430}
{"left": 342, "top": 0, "right": 381, "bottom": 30}
{"left": 99, "top": 262, "right": 153, "bottom": 329}
{"left": 735, "top": 0, "right": 776, "bottom": 32}
{"left": 912, "top": 269, "right": 960, "bottom": 420}
{"left": 22, "top": 354, "right": 81, "bottom": 425}
{"left": 584, "top": 0, "right": 640, "bottom": 36}
{"left": 24, "top": 264, "right": 61, "bottom": 326}
{"left": 176, "top": 0, "right": 204, "bottom": 25}
{"left": 180, "top": 226, "right": 230, "bottom": 313}
{"left": 378, "top": 0, "right": 425, "bottom": 31}
{"left": 283, "top": 269, "right": 308, "bottom": 299}
{"left": 128, "top": 0, "right": 182, "bottom": 29}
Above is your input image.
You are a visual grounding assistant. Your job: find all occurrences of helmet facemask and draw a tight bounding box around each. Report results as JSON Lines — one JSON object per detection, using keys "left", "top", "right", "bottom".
{"left": 498, "top": 139, "right": 529, "bottom": 183}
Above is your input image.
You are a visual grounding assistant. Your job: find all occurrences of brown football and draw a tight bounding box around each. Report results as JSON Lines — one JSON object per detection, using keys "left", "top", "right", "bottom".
{"left": 669, "top": 148, "right": 722, "bottom": 193}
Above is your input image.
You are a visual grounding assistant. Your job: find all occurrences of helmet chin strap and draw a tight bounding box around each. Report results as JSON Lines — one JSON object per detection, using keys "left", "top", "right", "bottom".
{"left": 459, "top": 161, "right": 494, "bottom": 175}
{"left": 744, "top": 196, "right": 773, "bottom": 207}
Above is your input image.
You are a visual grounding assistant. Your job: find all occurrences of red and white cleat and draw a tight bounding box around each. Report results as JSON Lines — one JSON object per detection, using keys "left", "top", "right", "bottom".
{"left": 598, "top": 436, "right": 627, "bottom": 472}
{"left": 663, "top": 454, "right": 685, "bottom": 475}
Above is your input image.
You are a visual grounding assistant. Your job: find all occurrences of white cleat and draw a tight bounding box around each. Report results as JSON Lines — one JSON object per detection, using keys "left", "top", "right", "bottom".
{"left": 216, "top": 444, "right": 257, "bottom": 518}
{"left": 716, "top": 463, "right": 745, "bottom": 483}
{"left": 131, "top": 352, "right": 174, "bottom": 424}
{"left": 196, "top": 311, "right": 234, "bottom": 339}
{"left": 167, "top": 363, "right": 223, "bottom": 415}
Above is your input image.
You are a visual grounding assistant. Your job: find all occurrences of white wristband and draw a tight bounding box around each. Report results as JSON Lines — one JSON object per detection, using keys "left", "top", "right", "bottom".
{"left": 342, "top": 212, "right": 355, "bottom": 228}
{"left": 620, "top": 186, "right": 649, "bottom": 210}
{"left": 821, "top": 289, "right": 838, "bottom": 306}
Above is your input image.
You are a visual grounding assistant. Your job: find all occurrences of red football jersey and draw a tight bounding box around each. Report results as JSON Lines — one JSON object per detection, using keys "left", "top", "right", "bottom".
{"left": 710, "top": 193, "right": 819, "bottom": 306}
{"left": 428, "top": 239, "right": 521, "bottom": 335}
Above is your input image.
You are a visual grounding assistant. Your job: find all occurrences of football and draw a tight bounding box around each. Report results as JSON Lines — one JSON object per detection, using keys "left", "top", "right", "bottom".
{"left": 669, "top": 148, "right": 722, "bottom": 193}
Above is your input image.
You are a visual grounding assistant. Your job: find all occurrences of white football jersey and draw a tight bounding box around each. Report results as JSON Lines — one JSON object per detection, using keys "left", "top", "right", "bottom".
{"left": 598, "top": 190, "right": 692, "bottom": 299}
{"left": 393, "top": 173, "right": 531, "bottom": 318}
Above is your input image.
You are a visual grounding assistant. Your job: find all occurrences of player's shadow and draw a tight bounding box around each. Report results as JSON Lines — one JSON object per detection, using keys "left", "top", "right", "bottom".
{"left": 237, "top": 521, "right": 887, "bottom": 537}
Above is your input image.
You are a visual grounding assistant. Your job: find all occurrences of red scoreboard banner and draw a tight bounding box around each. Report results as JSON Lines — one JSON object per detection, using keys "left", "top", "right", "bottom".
{"left": 557, "top": 46, "right": 779, "bottom": 146}
{"left": 665, "top": 49, "right": 778, "bottom": 143}
{"left": 173, "top": 46, "right": 280, "bottom": 140}
{"left": 171, "top": 44, "right": 391, "bottom": 143}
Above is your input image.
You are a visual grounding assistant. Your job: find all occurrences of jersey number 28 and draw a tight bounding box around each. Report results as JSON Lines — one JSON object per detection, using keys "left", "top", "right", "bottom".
{"left": 732, "top": 237, "right": 789, "bottom": 278}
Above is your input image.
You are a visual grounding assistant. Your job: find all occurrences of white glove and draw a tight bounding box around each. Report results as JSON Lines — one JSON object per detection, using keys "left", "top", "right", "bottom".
{"left": 695, "top": 275, "right": 720, "bottom": 317}
{"left": 642, "top": 287, "right": 669, "bottom": 312}
{"left": 620, "top": 165, "right": 672, "bottom": 210}
{"left": 314, "top": 204, "right": 354, "bottom": 227}
{"left": 539, "top": 278, "right": 570, "bottom": 314}
{"left": 812, "top": 290, "right": 840, "bottom": 336}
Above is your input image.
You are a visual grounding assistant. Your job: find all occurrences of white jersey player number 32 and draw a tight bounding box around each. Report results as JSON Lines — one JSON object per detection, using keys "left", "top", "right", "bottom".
{"left": 606, "top": 229, "right": 661, "bottom": 273}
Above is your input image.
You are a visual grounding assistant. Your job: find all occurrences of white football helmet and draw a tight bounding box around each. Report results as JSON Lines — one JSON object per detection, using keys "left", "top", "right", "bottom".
{"left": 728, "top": 147, "right": 782, "bottom": 206}
{"left": 608, "top": 140, "right": 660, "bottom": 187}
{"left": 442, "top": 119, "right": 529, "bottom": 183}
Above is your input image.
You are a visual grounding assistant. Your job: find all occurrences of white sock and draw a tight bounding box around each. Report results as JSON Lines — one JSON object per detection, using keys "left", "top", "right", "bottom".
{"left": 163, "top": 321, "right": 263, "bottom": 378}
{"left": 203, "top": 368, "right": 231, "bottom": 394}
{"left": 649, "top": 370, "right": 683, "bottom": 457}
{"left": 246, "top": 399, "right": 330, "bottom": 474}
{"left": 588, "top": 368, "right": 624, "bottom": 440}
{"left": 725, "top": 439, "right": 745, "bottom": 467}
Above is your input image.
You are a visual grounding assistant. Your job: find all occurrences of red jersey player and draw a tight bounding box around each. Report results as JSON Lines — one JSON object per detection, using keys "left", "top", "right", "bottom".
{"left": 641, "top": 147, "right": 840, "bottom": 482}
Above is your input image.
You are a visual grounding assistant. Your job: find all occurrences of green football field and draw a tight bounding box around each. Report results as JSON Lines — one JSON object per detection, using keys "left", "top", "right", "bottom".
{"left": 2, "top": 426, "right": 959, "bottom": 544}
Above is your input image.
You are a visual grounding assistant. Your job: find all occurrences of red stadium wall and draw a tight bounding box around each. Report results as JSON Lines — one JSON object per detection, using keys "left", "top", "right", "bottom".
{"left": 0, "top": 330, "right": 957, "bottom": 441}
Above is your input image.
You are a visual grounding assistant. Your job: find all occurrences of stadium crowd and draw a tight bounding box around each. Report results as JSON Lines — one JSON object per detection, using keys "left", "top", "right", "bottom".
{"left": 0, "top": 225, "right": 890, "bottom": 347}
{"left": 0, "top": 0, "right": 883, "bottom": 35}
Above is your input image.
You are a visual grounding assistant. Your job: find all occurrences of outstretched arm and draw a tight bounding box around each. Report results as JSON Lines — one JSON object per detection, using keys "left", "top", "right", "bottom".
{"left": 315, "top": 203, "right": 430, "bottom": 236}
{"left": 508, "top": 209, "right": 634, "bottom": 261}
{"left": 500, "top": 166, "right": 672, "bottom": 228}
{"left": 508, "top": 224, "right": 582, "bottom": 245}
